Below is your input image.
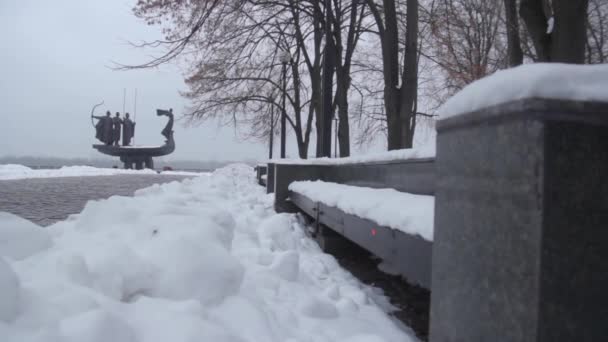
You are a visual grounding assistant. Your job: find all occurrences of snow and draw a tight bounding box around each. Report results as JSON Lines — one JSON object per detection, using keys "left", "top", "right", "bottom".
{"left": 0, "top": 258, "right": 19, "bottom": 322}
{"left": 0, "top": 213, "right": 52, "bottom": 260}
{"left": 0, "top": 164, "right": 415, "bottom": 342}
{"left": 547, "top": 17, "right": 554, "bottom": 34}
{"left": 289, "top": 181, "right": 434, "bottom": 241}
{"left": 270, "top": 141, "right": 435, "bottom": 165}
{"left": 0, "top": 164, "right": 205, "bottom": 180}
{"left": 158, "top": 170, "right": 206, "bottom": 177}
{"left": 439, "top": 63, "right": 608, "bottom": 119}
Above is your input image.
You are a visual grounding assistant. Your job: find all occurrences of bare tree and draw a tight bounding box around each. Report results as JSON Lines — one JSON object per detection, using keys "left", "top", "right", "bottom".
{"left": 350, "top": 0, "right": 439, "bottom": 149}
{"left": 331, "top": 0, "right": 367, "bottom": 156}
{"left": 586, "top": 0, "right": 608, "bottom": 64}
{"left": 429, "top": 0, "right": 505, "bottom": 95}
{"left": 127, "top": 0, "right": 335, "bottom": 158}
{"left": 365, "top": 0, "right": 420, "bottom": 150}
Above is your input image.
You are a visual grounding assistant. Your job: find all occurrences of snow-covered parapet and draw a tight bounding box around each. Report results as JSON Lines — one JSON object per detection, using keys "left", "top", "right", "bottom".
{"left": 439, "top": 63, "right": 608, "bottom": 120}
{"left": 269, "top": 141, "right": 435, "bottom": 166}
{"left": 290, "top": 181, "right": 435, "bottom": 241}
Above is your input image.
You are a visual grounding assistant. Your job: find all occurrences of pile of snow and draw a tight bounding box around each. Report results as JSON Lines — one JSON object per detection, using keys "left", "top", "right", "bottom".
{"left": 0, "top": 213, "right": 52, "bottom": 260}
{"left": 270, "top": 141, "right": 436, "bottom": 166}
{"left": 0, "top": 164, "right": 204, "bottom": 180}
{"left": 0, "top": 164, "right": 414, "bottom": 342}
{"left": 290, "top": 181, "right": 434, "bottom": 241}
{"left": 439, "top": 63, "right": 608, "bottom": 119}
{"left": 0, "top": 258, "right": 19, "bottom": 322}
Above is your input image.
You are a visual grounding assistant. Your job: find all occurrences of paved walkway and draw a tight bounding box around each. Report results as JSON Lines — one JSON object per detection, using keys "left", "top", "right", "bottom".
{"left": 0, "top": 175, "right": 189, "bottom": 226}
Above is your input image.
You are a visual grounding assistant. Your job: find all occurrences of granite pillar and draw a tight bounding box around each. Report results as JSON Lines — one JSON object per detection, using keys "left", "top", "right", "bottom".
{"left": 430, "top": 99, "right": 608, "bottom": 342}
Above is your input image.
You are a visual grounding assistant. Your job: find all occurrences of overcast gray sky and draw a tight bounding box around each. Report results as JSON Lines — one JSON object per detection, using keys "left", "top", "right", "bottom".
{"left": 0, "top": 0, "right": 437, "bottom": 163}
{"left": 0, "top": 0, "right": 280, "bottom": 161}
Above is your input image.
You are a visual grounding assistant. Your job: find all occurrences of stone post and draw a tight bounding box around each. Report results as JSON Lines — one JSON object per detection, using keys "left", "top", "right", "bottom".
{"left": 266, "top": 163, "right": 275, "bottom": 194}
{"left": 430, "top": 98, "right": 608, "bottom": 341}
{"left": 273, "top": 164, "right": 324, "bottom": 213}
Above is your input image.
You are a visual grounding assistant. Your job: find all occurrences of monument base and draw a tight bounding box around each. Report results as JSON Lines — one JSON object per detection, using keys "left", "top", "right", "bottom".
{"left": 120, "top": 155, "right": 154, "bottom": 170}
{"left": 92, "top": 136, "right": 174, "bottom": 171}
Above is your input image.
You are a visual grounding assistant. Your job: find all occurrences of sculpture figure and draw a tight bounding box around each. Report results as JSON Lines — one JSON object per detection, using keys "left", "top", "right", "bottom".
{"left": 157, "top": 108, "right": 174, "bottom": 142}
{"left": 93, "top": 111, "right": 113, "bottom": 145}
{"left": 122, "top": 112, "right": 136, "bottom": 146}
{"left": 112, "top": 112, "right": 122, "bottom": 146}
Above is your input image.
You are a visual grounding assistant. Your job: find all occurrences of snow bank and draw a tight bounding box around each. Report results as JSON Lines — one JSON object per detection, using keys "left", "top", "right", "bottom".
{"left": 439, "top": 63, "right": 608, "bottom": 119}
{"left": 0, "top": 258, "right": 19, "bottom": 322}
{"left": 270, "top": 141, "right": 435, "bottom": 165}
{"left": 0, "top": 164, "right": 205, "bottom": 180}
{"left": 0, "top": 164, "right": 414, "bottom": 342}
{"left": 159, "top": 170, "right": 206, "bottom": 176}
{"left": 290, "top": 181, "right": 434, "bottom": 241}
{"left": 0, "top": 213, "right": 52, "bottom": 260}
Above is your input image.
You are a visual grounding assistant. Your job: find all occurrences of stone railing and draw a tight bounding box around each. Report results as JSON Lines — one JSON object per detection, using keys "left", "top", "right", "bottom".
{"left": 262, "top": 97, "right": 608, "bottom": 342}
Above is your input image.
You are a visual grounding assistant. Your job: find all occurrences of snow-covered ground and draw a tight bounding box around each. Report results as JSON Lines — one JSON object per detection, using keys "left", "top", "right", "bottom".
{"left": 290, "top": 181, "right": 434, "bottom": 241}
{"left": 0, "top": 164, "right": 203, "bottom": 180}
{"left": 0, "top": 164, "right": 415, "bottom": 342}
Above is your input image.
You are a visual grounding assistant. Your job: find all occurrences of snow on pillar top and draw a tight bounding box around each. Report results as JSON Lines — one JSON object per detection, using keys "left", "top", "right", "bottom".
{"left": 438, "top": 63, "right": 608, "bottom": 120}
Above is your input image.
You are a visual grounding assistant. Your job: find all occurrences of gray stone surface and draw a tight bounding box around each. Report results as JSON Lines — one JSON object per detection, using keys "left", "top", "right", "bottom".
{"left": 538, "top": 121, "right": 608, "bottom": 341}
{"left": 0, "top": 174, "right": 189, "bottom": 226}
{"left": 266, "top": 163, "right": 275, "bottom": 194}
{"left": 273, "top": 164, "right": 323, "bottom": 213}
{"left": 430, "top": 98, "right": 608, "bottom": 342}
{"left": 323, "top": 158, "right": 435, "bottom": 195}
{"left": 255, "top": 165, "right": 267, "bottom": 186}
{"left": 269, "top": 158, "right": 435, "bottom": 195}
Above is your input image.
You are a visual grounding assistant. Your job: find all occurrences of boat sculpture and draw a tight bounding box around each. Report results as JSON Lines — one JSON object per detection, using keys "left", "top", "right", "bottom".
{"left": 91, "top": 101, "right": 175, "bottom": 169}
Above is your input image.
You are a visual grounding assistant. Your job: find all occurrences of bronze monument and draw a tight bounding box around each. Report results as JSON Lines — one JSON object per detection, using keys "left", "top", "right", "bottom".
{"left": 90, "top": 101, "right": 175, "bottom": 169}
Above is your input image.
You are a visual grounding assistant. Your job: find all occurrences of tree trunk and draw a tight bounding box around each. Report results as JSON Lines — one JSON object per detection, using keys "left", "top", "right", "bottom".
{"left": 385, "top": 87, "right": 401, "bottom": 150}
{"left": 320, "top": 0, "right": 336, "bottom": 157}
{"left": 520, "top": 0, "right": 551, "bottom": 61}
{"left": 335, "top": 79, "right": 350, "bottom": 156}
{"left": 313, "top": 69, "right": 323, "bottom": 157}
{"left": 296, "top": 130, "right": 308, "bottom": 158}
{"left": 504, "top": 0, "right": 524, "bottom": 66}
{"left": 399, "top": 0, "right": 418, "bottom": 149}
{"left": 382, "top": 0, "right": 402, "bottom": 150}
{"left": 310, "top": 0, "right": 323, "bottom": 158}
{"left": 520, "top": 0, "right": 588, "bottom": 63}
{"left": 552, "top": 0, "right": 588, "bottom": 63}
{"left": 331, "top": 0, "right": 360, "bottom": 157}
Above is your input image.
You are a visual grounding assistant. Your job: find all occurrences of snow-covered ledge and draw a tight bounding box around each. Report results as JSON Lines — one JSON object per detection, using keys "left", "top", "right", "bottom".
{"left": 268, "top": 142, "right": 436, "bottom": 166}
{"left": 431, "top": 64, "right": 608, "bottom": 342}
{"left": 289, "top": 180, "right": 434, "bottom": 241}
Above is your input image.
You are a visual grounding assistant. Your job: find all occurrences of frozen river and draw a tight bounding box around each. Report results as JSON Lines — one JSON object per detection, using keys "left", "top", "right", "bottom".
{"left": 0, "top": 174, "right": 190, "bottom": 226}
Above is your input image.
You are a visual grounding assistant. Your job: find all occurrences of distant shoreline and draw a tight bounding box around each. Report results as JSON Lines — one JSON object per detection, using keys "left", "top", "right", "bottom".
{"left": 0, "top": 156, "right": 257, "bottom": 173}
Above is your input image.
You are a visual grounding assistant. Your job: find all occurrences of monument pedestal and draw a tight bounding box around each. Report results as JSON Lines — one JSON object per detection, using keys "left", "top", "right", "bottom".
{"left": 120, "top": 155, "right": 154, "bottom": 170}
